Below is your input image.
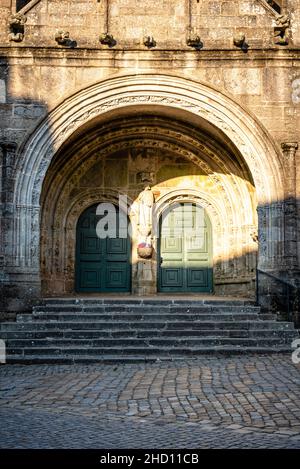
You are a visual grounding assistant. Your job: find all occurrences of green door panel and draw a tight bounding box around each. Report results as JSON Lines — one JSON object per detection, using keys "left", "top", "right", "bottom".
{"left": 158, "top": 203, "right": 213, "bottom": 293}
{"left": 76, "top": 204, "right": 131, "bottom": 292}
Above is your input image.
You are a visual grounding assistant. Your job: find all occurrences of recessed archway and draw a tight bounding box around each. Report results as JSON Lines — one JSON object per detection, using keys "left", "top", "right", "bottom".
{"left": 39, "top": 113, "right": 257, "bottom": 297}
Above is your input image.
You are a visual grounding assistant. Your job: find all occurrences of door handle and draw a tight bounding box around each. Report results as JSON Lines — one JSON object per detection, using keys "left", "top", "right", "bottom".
{"left": 160, "top": 257, "right": 163, "bottom": 265}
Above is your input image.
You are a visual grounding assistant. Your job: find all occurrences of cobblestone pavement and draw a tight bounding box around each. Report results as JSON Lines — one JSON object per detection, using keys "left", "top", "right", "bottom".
{"left": 0, "top": 355, "right": 300, "bottom": 448}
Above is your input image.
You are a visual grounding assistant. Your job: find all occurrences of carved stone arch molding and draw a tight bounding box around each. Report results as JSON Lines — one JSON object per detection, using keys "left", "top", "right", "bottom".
{"left": 12, "top": 73, "right": 285, "bottom": 284}
{"left": 15, "top": 74, "right": 284, "bottom": 206}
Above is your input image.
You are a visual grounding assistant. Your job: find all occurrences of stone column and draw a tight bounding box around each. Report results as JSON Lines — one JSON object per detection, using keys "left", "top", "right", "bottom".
{"left": 0, "top": 142, "right": 41, "bottom": 312}
{"left": 0, "top": 142, "right": 17, "bottom": 311}
{"left": 256, "top": 201, "right": 285, "bottom": 312}
{"left": 281, "top": 142, "right": 298, "bottom": 272}
{"left": 0, "top": 142, "right": 17, "bottom": 268}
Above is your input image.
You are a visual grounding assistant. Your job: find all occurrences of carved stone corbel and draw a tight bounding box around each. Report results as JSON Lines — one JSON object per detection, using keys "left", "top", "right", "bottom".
{"left": 143, "top": 36, "right": 156, "bottom": 48}
{"left": 187, "top": 34, "right": 203, "bottom": 50}
{"left": 55, "top": 30, "right": 77, "bottom": 48}
{"left": 233, "top": 32, "right": 249, "bottom": 52}
{"left": 8, "top": 13, "right": 27, "bottom": 43}
{"left": 99, "top": 33, "right": 116, "bottom": 47}
{"left": 274, "top": 14, "right": 290, "bottom": 45}
{"left": 55, "top": 30, "right": 70, "bottom": 45}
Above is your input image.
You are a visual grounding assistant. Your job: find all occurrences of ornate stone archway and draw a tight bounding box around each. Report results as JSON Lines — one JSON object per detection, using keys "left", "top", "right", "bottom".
{"left": 6, "top": 73, "right": 286, "bottom": 306}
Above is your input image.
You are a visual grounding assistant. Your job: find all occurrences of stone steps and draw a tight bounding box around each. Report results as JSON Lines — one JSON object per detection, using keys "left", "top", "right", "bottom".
{"left": 32, "top": 305, "right": 261, "bottom": 313}
{"left": 20, "top": 313, "right": 262, "bottom": 322}
{"left": 0, "top": 328, "right": 294, "bottom": 340}
{"left": 4, "top": 334, "right": 297, "bottom": 347}
{"left": 40, "top": 298, "right": 254, "bottom": 306}
{"left": 6, "top": 341, "right": 296, "bottom": 356}
{"left": 5, "top": 348, "right": 294, "bottom": 364}
{"left": 0, "top": 298, "right": 298, "bottom": 363}
{"left": 1, "top": 320, "right": 293, "bottom": 331}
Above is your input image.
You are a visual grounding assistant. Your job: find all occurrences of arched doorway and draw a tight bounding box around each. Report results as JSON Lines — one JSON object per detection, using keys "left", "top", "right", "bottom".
{"left": 8, "top": 74, "right": 286, "bottom": 309}
{"left": 158, "top": 202, "right": 213, "bottom": 293}
{"left": 75, "top": 204, "right": 131, "bottom": 293}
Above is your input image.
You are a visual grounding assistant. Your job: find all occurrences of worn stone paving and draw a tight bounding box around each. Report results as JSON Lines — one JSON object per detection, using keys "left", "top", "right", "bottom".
{"left": 0, "top": 355, "right": 299, "bottom": 448}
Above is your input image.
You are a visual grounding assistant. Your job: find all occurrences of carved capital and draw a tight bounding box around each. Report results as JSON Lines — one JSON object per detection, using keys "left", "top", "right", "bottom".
{"left": 281, "top": 142, "right": 298, "bottom": 153}
{"left": 0, "top": 142, "right": 17, "bottom": 154}
{"left": 281, "top": 142, "right": 298, "bottom": 161}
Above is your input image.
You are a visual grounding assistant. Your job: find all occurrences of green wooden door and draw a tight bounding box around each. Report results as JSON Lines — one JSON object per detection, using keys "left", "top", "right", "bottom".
{"left": 75, "top": 204, "right": 131, "bottom": 292}
{"left": 158, "top": 203, "right": 213, "bottom": 293}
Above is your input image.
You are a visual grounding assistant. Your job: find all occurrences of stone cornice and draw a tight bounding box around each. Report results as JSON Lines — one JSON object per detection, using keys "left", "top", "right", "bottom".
{"left": 0, "top": 47, "right": 300, "bottom": 64}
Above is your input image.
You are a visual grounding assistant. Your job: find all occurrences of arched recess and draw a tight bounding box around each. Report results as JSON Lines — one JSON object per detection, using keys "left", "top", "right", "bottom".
{"left": 10, "top": 73, "right": 286, "bottom": 302}
{"left": 39, "top": 116, "right": 257, "bottom": 297}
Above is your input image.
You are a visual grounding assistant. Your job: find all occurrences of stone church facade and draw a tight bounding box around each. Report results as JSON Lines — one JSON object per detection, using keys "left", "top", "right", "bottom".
{"left": 0, "top": 0, "right": 299, "bottom": 321}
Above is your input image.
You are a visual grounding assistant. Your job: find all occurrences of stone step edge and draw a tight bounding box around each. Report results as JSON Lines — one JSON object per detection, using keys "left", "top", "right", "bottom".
{"left": 2, "top": 329, "right": 296, "bottom": 337}
{"left": 6, "top": 341, "right": 295, "bottom": 353}
{"left": 17, "top": 314, "right": 267, "bottom": 320}
{"left": 4, "top": 348, "right": 294, "bottom": 364}
{"left": 32, "top": 306, "right": 261, "bottom": 311}
{"left": 6, "top": 314, "right": 293, "bottom": 326}
{"left": 41, "top": 298, "right": 255, "bottom": 305}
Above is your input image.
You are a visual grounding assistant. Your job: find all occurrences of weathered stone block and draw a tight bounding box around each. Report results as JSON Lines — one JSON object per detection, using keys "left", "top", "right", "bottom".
{"left": 223, "top": 68, "right": 262, "bottom": 95}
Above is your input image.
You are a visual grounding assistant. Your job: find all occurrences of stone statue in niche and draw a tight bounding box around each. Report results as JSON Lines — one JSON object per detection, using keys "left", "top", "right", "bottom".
{"left": 8, "top": 13, "right": 27, "bottom": 43}
{"left": 274, "top": 14, "right": 290, "bottom": 45}
{"left": 137, "top": 186, "right": 154, "bottom": 259}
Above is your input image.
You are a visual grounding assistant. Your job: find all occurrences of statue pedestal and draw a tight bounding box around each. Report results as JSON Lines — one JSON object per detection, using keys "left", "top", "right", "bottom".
{"left": 133, "top": 259, "right": 156, "bottom": 295}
